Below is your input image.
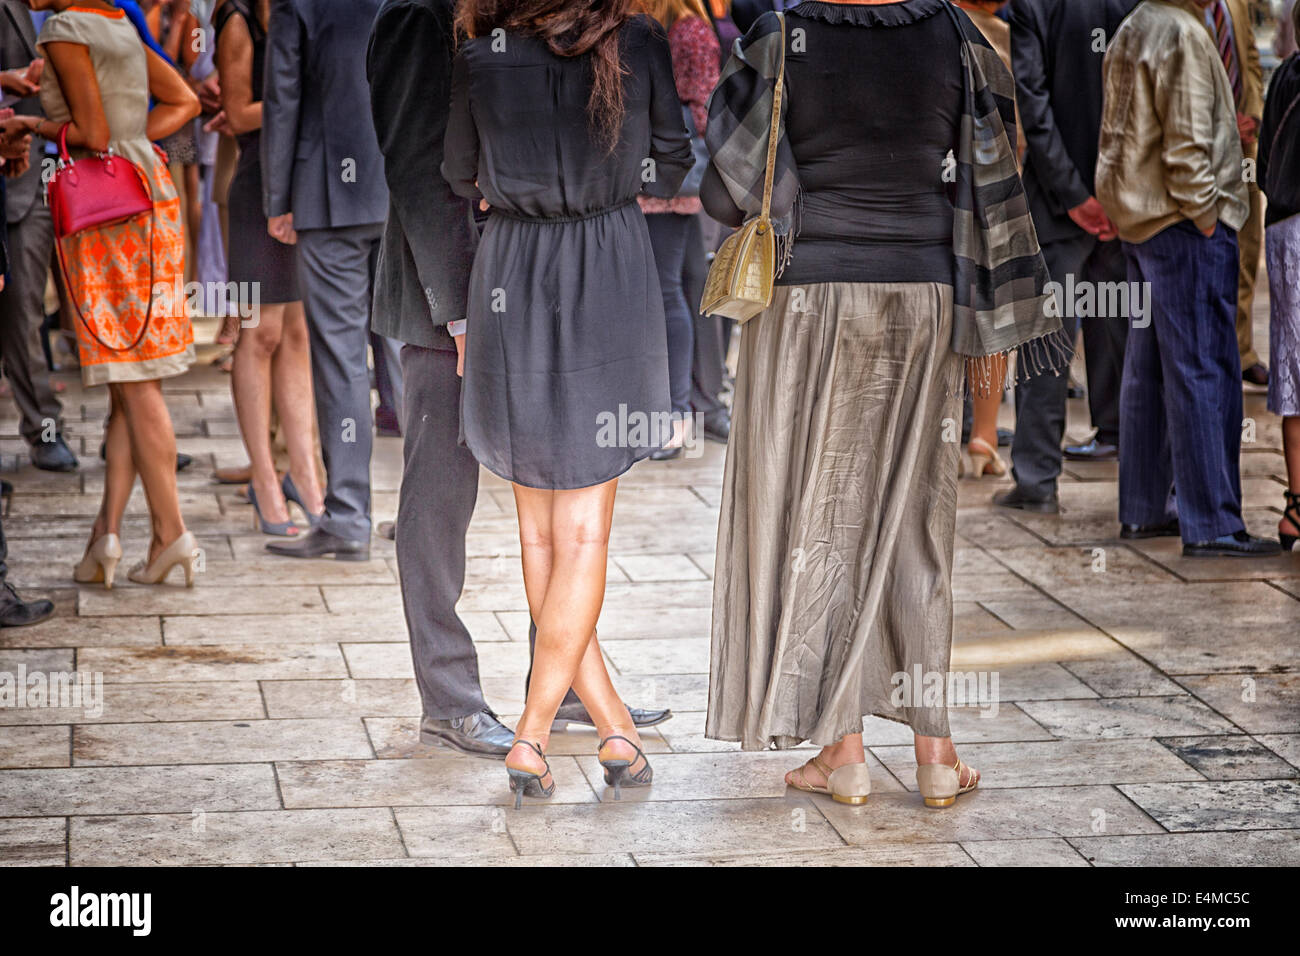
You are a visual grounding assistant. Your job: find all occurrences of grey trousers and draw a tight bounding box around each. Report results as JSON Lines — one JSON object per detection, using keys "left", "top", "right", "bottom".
{"left": 0, "top": 203, "right": 63, "bottom": 446}
{"left": 296, "top": 223, "right": 384, "bottom": 541}
{"left": 396, "top": 343, "right": 489, "bottom": 718}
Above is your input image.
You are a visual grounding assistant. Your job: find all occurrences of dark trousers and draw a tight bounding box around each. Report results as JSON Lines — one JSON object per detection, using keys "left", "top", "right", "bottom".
{"left": 1119, "top": 221, "right": 1244, "bottom": 544}
{"left": 370, "top": 331, "right": 404, "bottom": 430}
{"left": 296, "top": 223, "right": 384, "bottom": 541}
{"left": 1010, "top": 233, "right": 1128, "bottom": 498}
{"left": 687, "top": 216, "right": 727, "bottom": 420}
{"left": 397, "top": 344, "right": 488, "bottom": 718}
{"left": 645, "top": 212, "right": 700, "bottom": 416}
{"left": 0, "top": 203, "right": 63, "bottom": 447}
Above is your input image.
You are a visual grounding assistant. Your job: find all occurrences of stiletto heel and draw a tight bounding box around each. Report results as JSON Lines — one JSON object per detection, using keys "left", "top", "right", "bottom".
{"left": 248, "top": 482, "right": 299, "bottom": 537}
{"left": 916, "top": 758, "right": 979, "bottom": 809}
{"left": 1280, "top": 491, "right": 1300, "bottom": 552}
{"left": 73, "top": 533, "right": 123, "bottom": 589}
{"left": 282, "top": 473, "right": 323, "bottom": 528}
{"left": 128, "top": 531, "right": 199, "bottom": 587}
{"left": 597, "top": 734, "right": 653, "bottom": 801}
{"left": 505, "top": 739, "right": 555, "bottom": 808}
{"left": 1, "top": 479, "right": 12, "bottom": 517}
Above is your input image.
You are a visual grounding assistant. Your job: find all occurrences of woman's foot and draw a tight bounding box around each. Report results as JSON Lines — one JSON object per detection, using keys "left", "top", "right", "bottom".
{"left": 966, "top": 435, "right": 1007, "bottom": 478}
{"left": 1280, "top": 490, "right": 1299, "bottom": 551}
{"left": 784, "top": 736, "right": 870, "bottom": 804}
{"left": 650, "top": 415, "right": 691, "bottom": 461}
{"left": 505, "top": 738, "right": 555, "bottom": 808}
{"left": 596, "top": 727, "right": 653, "bottom": 799}
{"left": 914, "top": 734, "right": 979, "bottom": 808}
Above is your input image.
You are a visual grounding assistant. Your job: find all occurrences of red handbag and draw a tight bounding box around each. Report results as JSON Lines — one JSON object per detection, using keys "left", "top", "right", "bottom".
{"left": 47, "top": 122, "right": 157, "bottom": 353}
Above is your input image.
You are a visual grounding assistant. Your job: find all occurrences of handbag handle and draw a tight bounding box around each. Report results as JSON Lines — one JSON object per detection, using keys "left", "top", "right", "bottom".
{"left": 758, "top": 12, "right": 786, "bottom": 225}
{"left": 52, "top": 123, "right": 158, "bottom": 354}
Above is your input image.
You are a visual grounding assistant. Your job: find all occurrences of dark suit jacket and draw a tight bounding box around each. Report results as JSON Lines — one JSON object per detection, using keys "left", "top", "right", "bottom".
{"left": 262, "top": 0, "right": 389, "bottom": 230}
{"left": 1, "top": 2, "right": 45, "bottom": 225}
{"left": 731, "top": 0, "right": 776, "bottom": 35}
{"left": 1010, "top": 0, "right": 1138, "bottom": 245}
{"left": 366, "top": 0, "right": 475, "bottom": 349}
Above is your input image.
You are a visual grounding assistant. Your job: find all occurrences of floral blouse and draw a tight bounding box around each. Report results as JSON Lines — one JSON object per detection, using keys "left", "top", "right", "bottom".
{"left": 639, "top": 15, "right": 720, "bottom": 216}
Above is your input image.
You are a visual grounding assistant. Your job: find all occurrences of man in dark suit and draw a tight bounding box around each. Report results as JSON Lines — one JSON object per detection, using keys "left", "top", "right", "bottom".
{"left": 367, "top": 0, "right": 668, "bottom": 758}
{"left": 995, "top": 0, "right": 1138, "bottom": 514}
{"left": 0, "top": 2, "right": 76, "bottom": 474}
{"left": 264, "top": 0, "right": 391, "bottom": 561}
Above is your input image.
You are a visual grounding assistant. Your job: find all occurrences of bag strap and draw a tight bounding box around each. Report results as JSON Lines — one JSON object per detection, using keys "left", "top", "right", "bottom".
{"left": 759, "top": 12, "right": 786, "bottom": 222}
{"left": 55, "top": 159, "right": 157, "bottom": 355}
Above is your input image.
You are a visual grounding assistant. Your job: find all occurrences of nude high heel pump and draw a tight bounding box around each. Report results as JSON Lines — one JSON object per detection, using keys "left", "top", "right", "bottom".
{"left": 73, "top": 533, "right": 123, "bottom": 589}
{"left": 916, "top": 758, "right": 979, "bottom": 809}
{"left": 127, "top": 531, "right": 199, "bottom": 586}
{"left": 966, "top": 437, "right": 1007, "bottom": 478}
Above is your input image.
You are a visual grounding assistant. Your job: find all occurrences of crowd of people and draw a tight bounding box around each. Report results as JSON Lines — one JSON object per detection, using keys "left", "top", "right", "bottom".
{"left": 0, "top": 0, "right": 1296, "bottom": 808}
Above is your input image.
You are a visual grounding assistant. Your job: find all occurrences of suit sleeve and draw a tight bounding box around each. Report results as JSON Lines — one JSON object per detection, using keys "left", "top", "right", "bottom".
{"left": 367, "top": 1, "right": 473, "bottom": 308}
{"left": 261, "top": 0, "right": 303, "bottom": 219}
{"left": 1010, "top": 0, "right": 1091, "bottom": 214}
{"left": 439, "top": 50, "right": 482, "bottom": 202}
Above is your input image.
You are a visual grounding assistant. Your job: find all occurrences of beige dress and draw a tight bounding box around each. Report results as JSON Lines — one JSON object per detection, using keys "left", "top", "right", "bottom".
{"left": 39, "top": 6, "right": 194, "bottom": 385}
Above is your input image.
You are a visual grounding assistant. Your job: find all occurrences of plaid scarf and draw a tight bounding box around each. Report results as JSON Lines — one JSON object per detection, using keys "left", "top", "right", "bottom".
{"left": 704, "top": 6, "right": 1068, "bottom": 378}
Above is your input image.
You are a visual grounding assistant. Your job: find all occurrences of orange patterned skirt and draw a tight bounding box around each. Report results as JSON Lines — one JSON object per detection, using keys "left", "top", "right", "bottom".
{"left": 58, "top": 157, "right": 195, "bottom": 386}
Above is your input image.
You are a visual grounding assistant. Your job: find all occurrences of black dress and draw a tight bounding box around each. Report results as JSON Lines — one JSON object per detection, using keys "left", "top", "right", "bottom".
{"left": 441, "top": 15, "right": 693, "bottom": 489}
{"left": 213, "top": 0, "right": 299, "bottom": 304}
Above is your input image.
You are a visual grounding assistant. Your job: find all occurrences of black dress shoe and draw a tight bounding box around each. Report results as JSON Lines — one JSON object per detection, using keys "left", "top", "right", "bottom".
{"left": 992, "top": 486, "right": 1059, "bottom": 514}
{"left": 1183, "top": 531, "right": 1283, "bottom": 557}
{"left": 0, "top": 583, "right": 55, "bottom": 628}
{"left": 1063, "top": 439, "right": 1118, "bottom": 462}
{"left": 266, "top": 526, "right": 370, "bottom": 561}
{"left": 1242, "top": 363, "right": 1269, "bottom": 387}
{"left": 30, "top": 434, "right": 78, "bottom": 472}
{"left": 1120, "top": 518, "right": 1180, "bottom": 539}
{"left": 176, "top": 453, "right": 194, "bottom": 472}
{"left": 420, "top": 710, "right": 516, "bottom": 759}
{"left": 551, "top": 702, "right": 672, "bottom": 732}
{"left": 649, "top": 444, "right": 683, "bottom": 461}
{"left": 702, "top": 414, "right": 731, "bottom": 443}
{"left": 996, "top": 427, "right": 1014, "bottom": 448}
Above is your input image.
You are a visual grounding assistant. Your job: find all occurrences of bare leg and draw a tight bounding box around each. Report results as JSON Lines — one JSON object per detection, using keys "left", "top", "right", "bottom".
{"left": 90, "top": 391, "right": 137, "bottom": 543}
{"left": 270, "top": 301, "right": 324, "bottom": 514}
{"left": 967, "top": 355, "right": 1007, "bottom": 471}
{"left": 1282, "top": 416, "right": 1300, "bottom": 539}
{"left": 232, "top": 303, "right": 290, "bottom": 525}
{"left": 114, "top": 380, "right": 186, "bottom": 562}
{"left": 784, "top": 733, "right": 866, "bottom": 790}
{"left": 914, "top": 733, "right": 979, "bottom": 790}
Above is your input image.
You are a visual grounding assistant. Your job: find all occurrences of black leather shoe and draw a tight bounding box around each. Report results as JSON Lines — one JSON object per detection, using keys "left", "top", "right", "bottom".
{"left": 420, "top": 710, "right": 516, "bottom": 759}
{"left": 1243, "top": 363, "right": 1269, "bottom": 387}
{"left": 1120, "top": 519, "right": 1180, "bottom": 539}
{"left": 551, "top": 702, "right": 672, "bottom": 732}
{"left": 176, "top": 453, "right": 194, "bottom": 472}
{"left": 0, "top": 583, "right": 55, "bottom": 628}
{"left": 1183, "top": 531, "right": 1282, "bottom": 557}
{"left": 31, "top": 434, "right": 78, "bottom": 472}
{"left": 992, "top": 486, "right": 1059, "bottom": 514}
{"left": 702, "top": 414, "right": 731, "bottom": 443}
{"left": 996, "top": 427, "right": 1014, "bottom": 448}
{"left": 1063, "top": 439, "right": 1118, "bottom": 462}
{"left": 649, "top": 445, "right": 683, "bottom": 461}
{"left": 266, "top": 527, "right": 370, "bottom": 561}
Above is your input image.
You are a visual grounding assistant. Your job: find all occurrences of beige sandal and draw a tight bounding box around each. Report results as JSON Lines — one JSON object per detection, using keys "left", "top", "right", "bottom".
{"left": 966, "top": 437, "right": 1007, "bottom": 478}
{"left": 916, "top": 758, "right": 980, "bottom": 809}
{"left": 786, "top": 755, "right": 871, "bottom": 806}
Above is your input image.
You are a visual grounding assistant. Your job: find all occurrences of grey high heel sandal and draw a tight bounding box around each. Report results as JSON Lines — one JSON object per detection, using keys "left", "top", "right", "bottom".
{"left": 597, "top": 734, "right": 653, "bottom": 801}
{"left": 506, "top": 739, "right": 555, "bottom": 809}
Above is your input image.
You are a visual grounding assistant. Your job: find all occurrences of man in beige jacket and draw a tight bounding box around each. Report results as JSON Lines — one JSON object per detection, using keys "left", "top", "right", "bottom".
{"left": 1096, "top": 0, "right": 1281, "bottom": 556}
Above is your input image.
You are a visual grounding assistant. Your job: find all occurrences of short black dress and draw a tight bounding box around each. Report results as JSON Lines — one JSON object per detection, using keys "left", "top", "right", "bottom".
{"left": 442, "top": 15, "right": 693, "bottom": 489}
{"left": 213, "top": 0, "right": 299, "bottom": 304}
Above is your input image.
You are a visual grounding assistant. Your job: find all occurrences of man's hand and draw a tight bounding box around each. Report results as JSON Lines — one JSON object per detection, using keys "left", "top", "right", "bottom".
{"left": 196, "top": 72, "right": 221, "bottom": 114}
{"left": 4, "top": 154, "right": 30, "bottom": 178}
{"left": 1237, "top": 112, "right": 1259, "bottom": 148}
{"left": 454, "top": 333, "right": 465, "bottom": 377}
{"left": 0, "top": 59, "right": 42, "bottom": 97}
{"left": 1202, "top": 222, "right": 1217, "bottom": 238}
{"left": 1068, "top": 196, "right": 1119, "bottom": 241}
{"left": 204, "top": 110, "right": 233, "bottom": 136}
{"left": 216, "top": 313, "right": 241, "bottom": 347}
{"left": 268, "top": 213, "right": 297, "bottom": 245}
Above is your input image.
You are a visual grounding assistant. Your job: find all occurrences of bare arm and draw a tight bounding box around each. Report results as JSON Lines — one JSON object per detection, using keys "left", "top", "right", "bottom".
{"left": 39, "top": 42, "right": 111, "bottom": 152}
{"left": 145, "top": 46, "right": 201, "bottom": 142}
{"left": 214, "top": 10, "right": 261, "bottom": 136}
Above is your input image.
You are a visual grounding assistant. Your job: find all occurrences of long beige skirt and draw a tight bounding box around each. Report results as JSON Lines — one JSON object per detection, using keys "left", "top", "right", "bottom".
{"left": 706, "top": 281, "right": 964, "bottom": 749}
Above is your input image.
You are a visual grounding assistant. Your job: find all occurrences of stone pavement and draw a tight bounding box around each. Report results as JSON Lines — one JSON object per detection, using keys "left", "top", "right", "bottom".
{"left": 1, "top": 307, "right": 1298, "bottom": 868}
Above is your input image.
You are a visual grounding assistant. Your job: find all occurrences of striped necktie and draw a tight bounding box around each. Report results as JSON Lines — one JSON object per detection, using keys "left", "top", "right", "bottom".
{"left": 1212, "top": 1, "right": 1244, "bottom": 106}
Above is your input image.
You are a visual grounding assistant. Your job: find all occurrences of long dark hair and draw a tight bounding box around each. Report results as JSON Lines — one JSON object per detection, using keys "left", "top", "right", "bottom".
{"left": 455, "top": 0, "right": 636, "bottom": 149}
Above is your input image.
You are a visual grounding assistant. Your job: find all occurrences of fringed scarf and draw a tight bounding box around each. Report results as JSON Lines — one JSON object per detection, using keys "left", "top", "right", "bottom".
{"left": 704, "top": 5, "right": 1071, "bottom": 388}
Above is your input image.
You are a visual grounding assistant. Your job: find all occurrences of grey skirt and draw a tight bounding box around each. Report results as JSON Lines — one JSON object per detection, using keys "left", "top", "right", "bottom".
{"left": 1267, "top": 213, "right": 1300, "bottom": 417}
{"left": 706, "top": 282, "right": 964, "bottom": 749}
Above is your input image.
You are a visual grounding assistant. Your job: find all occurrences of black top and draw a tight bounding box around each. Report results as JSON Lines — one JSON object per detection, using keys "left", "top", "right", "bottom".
{"left": 1260, "top": 54, "right": 1300, "bottom": 227}
{"left": 441, "top": 15, "right": 693, "bottom": 220}
{"left": 701, "top": 0, "right": 965, "bottom": 285}
{"left": 213, "top": 0, "right": 266, "bottom": 155}
{"left": 1010, "top": 0, "right": 1139, "bottom": 245}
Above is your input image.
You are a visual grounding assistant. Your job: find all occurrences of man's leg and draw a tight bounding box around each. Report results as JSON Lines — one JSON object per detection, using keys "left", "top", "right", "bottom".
{"left": 0, "top": 207, "right": 69, "bottom": 456}
{"left": 1154, "top": 224, "right": 1247, "bottom": 544}
{"left": 1118, "top": 241, "right": 1175, "bottom": 530}
{"left": 1079, "top": 238, "right": 1129, "bottom": 448}
{"left": 396, "top": 344, "right": 489, "bottom": 719}
{"left": 1006, "top": 233, "right": 1094, "bottom": 500}
{"left": 293, "top": 225, "right": 379, "bottom": 542}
